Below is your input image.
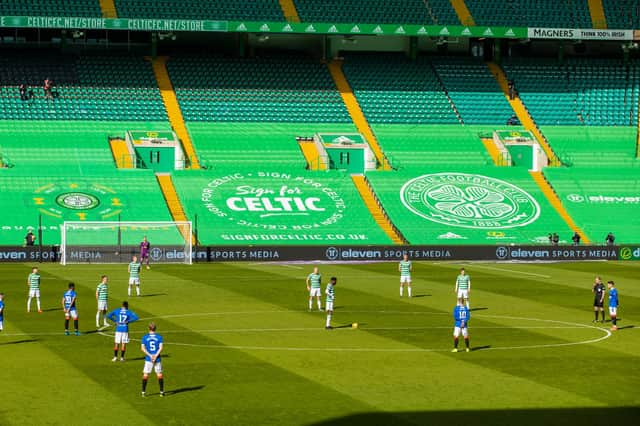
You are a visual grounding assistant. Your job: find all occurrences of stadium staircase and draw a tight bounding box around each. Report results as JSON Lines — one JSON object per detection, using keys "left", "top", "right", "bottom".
{"left": 99, "top": 0, "right": 118, "bottom": 18}
{"left": 150, "top": 56, "right": 200, "bottom": 169}
{"left": 328, "top": 60, "right": 391, "bottom": 170}
{"left": 486, "top": 61, "right": 561, "bottom": 166}
{"left": 109, "top": 138, "right": 134, "bottom": 168}
{"left": 480, "top": 137, "right": 504, "bottom": 166}
{"left": 587, "top": 0, "right": 608, "bottom": 28}
{"left": 529, "top": 171, "right": 590, "bottom": 243}
{"left": 448, "top": 0, "right": 475, "bottom": 26}
{"left": 155, "top": 173, "right": 195, "bottom": 243}
{"left": 278, "top": 0, "right": 300, "bottom": 22}
{"left": 351, "top": 175, "right": 405, "bottom": 244}
{"left": 298, "top": 140, "right": 327, "bottom": 170}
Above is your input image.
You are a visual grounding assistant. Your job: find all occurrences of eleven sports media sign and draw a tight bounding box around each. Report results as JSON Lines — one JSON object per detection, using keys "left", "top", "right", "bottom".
{"left": 400, "top": 172, "right": 541, "bottom": 237}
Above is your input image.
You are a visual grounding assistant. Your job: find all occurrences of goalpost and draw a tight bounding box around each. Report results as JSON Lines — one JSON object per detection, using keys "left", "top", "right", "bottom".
{"left": 60, "top": 221, "right": 192, "bottom": 265}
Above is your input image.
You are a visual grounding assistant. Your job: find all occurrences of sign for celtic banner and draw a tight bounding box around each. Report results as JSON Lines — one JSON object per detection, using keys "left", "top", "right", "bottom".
{"left": 200, "top": 172, "right": 345, "bottom": 232}
{"left": 400, "top": 173, "right": 540, "bottom": 229}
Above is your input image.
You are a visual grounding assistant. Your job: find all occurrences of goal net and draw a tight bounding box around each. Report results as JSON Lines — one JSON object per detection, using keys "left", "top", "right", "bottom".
{"left": 60, "top": 221, "right": 192, "bottom": 265}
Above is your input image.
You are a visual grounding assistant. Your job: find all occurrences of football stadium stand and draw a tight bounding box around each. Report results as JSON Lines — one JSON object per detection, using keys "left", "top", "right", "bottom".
{"left": 367, "top": 168, "right": 574, "bottom": 245}
{"left": 544, "top": 167, "right": 640, "bottom": 243}
{"left": 502, "top": 58, "right": 639, "bottom": 127}
{"left": 0, "top": 0, "right": 101, "bottom": 17}
{"left": 113, "top": 0, "right": 284, "bottom": 21}
{"left": 293, "top": 0, "right": 438, "bottom": 24}
{"left": 465, "top": 0, "right": 592, "bottom": 28}
{"left": 0, "top": 54, "right": 166, "bottom": 122}
{"left": 166, "top": 56, "right": 350, "bottom": 123}
{"left": 541, "top": 126, "right": 638, "bottom": 167}
{"left": 342, "top": 54, "right": 459, "bottom": 125}
{"left": 371, "top": 124, "right": 492, "bottom": 170}
{"left": 602, "top": 0, "right": 640, "bottom": 30}
{"left": 432, "top": 57, "right": 513, "bottom": 125}
{"left": 171, "top": 170, "right": 394, "bottom": 245}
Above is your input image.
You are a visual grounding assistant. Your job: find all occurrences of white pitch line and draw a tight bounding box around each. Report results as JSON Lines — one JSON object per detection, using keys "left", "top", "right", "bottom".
{"left": 97, "top": 312, "right": 612, "bottom": 353}
{"left": 462, "top": 264, "right": 552, "bottom": 278}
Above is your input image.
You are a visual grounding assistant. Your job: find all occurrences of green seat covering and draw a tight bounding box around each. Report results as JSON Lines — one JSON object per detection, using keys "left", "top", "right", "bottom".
{"left": 543, "top": 167, "right": 640, "bottom": 244}
{"left": 541, "top": 126, "right": 638, "bottom": 167}
{"left": 0, "top": 54, "right": 166, "bottom": 122}
{"left": 367, "top": 167, "right": 573, "bottom": 245}
{"left": 373, "top": 124, "right": 493, "bottom": 170}
{"left": 342, "top": 54, "right": 459, "bottom": 125}
{"left": 114, "top": 0, "right": 284, "bottom": 20}
{"left": 187, "top": 122, "right": 357, "bottom": 170}
{"left": 466, "top": 0, "right": 591, "bottom": 28}
{"left": 172, "top": 169, "right": 393, "bottom": 245}
{"left": 602, "top": 0, "right": 640, "bottom": 30}
{"left": 0, "top": 120, "right": 178, "bottom": 245}
{"left": 503, "top": 58, "right": 639, "bottom": 127}
{"left": 0, "top": 0, "right": 101, "bottom": 17}
{"left": 167, "top": 56, "right": 350, "bottom": 124}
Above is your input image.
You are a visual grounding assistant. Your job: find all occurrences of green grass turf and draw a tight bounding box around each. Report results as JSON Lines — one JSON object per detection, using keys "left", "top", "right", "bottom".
{"left": 0, "top": 261, "right": 639, "bottom": 425}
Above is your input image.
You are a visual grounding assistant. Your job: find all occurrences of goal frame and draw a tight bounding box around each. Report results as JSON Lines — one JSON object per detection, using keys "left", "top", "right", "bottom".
{"left": 60, "top": 220, "right": 192, "bottom": 265}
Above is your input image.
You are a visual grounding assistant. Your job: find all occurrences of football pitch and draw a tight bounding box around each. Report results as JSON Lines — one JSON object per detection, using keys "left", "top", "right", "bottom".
{"left": 0, "top": 260, "right": 638, "bottom": 425}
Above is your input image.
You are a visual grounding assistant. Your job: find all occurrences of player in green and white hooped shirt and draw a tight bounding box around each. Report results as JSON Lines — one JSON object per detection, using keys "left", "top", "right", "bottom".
{"left": 398, "top": 254, "right": 412, "bottom": 297}
{"left": 306, "top": 266, "right": 323, "bottom": 311}
{"left": 455, "top": 268, "right": 471, "bottom": 309}
{"left": 128, "top": 256, "right": 142, "bottom": 297}
{"left": 325, "top": 277, "right": 337, "bottom": 329}
{"left": 27, "top": 267, "right": 42, "bottom": 313}
{"left": 95, "top": 275, "right": 110, "bottom": 329}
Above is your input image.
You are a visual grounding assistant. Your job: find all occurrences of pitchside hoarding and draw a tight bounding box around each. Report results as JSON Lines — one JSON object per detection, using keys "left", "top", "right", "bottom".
{"left": 0, "top": 245, "right": 622, "bottom": 262}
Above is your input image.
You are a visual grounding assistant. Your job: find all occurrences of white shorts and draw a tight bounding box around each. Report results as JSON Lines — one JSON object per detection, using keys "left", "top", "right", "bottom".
{"left": 29, "top": 289, "right": 40, "bottom": 298}
{"left": 457, "top": 289, "right": 469, "bottom": 299}
{"left": 129, "top": 277, "right": 140, "bottom": 285}
{"left": 453, "top": 326, "right": 468, "bottom": 338}
{"left": 609, "top": 306, "right": 617, "bottom": 316}
{"left": 65, "top": 308, "right": 78, "bottom": 320}
{"left": 309, "top": 288, "right": 321, "bottom": 297}
{"left": 325, "top": 301, "right": 334, "bottom": 311}
{"left": 98, "top": 300, "right": 108, "bottom": 311}
{"left": 143, "top": 360, "right": 163, "bottom": 375}
{"left": 115, "top": 332, "right": 130, "bottom": 344}
{"left": 400, "top": 275, "right": 411, "bottom": 284}
{"left": 0, "top": 320, "right": 3, "bottom": 330}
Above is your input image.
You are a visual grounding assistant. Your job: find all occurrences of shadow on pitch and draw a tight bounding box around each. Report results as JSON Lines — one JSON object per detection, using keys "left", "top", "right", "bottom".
{"left": 164, "top": 385, "right": 205, "bottom": 396}
{"left": 411, "top": 294, "right": 431, "bottom": 298}
{"left": 617, "top": 325, "right": 634, "bottom": 330}
{"left": 41, "top": 307, "right": 60, "bottom": 312}
{"left": 0, "top": 339, "right": 38, "bottom": 346}
{"left": 309, "top": 406, "right": 640, "bottom": 426}
{"left": 139, "top": 293, "right": 167, "bottom": 298}
{"left": 129, "top": 354, "right": 172, "bottom": 361}
{"left": 471, "top": 345, "right": 491, "bottom": 352}
{"left": 470, "top": 307, "right": 488, "bottom": 312}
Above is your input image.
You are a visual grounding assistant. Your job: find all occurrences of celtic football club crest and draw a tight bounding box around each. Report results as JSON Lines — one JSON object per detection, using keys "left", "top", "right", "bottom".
{"left": 400, "top": 173, "right": 540, "bottom": 229}
{"left": 28, "top": 182, "right": 127, "bottom": 221}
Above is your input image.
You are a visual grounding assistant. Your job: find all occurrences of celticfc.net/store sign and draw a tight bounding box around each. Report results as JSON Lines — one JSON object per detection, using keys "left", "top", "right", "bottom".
{"left": 0, "top": 16, "right": 526, "bottom": 38}
{"left": 200, "top": 172, "right": 358, "bottom": 243}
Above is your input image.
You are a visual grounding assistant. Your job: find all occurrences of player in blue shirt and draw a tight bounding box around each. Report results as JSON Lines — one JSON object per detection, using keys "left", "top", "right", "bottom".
{"left": 107, "top": 301, "right": 139, "bottom": 362}
{"left": 0, "top": 293, "right": 5, "bottom": 332}
{"left": 141, "top": 322, "right": 164, "bottom": 397}
{"left": 62, "top": 283, "right": 79, "bottom": 336}
{"left": 452, "top": 298, "right": 470, "bottom": 352}
{"left": 608, "top": 281, "right": 619, "bottom": 331}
